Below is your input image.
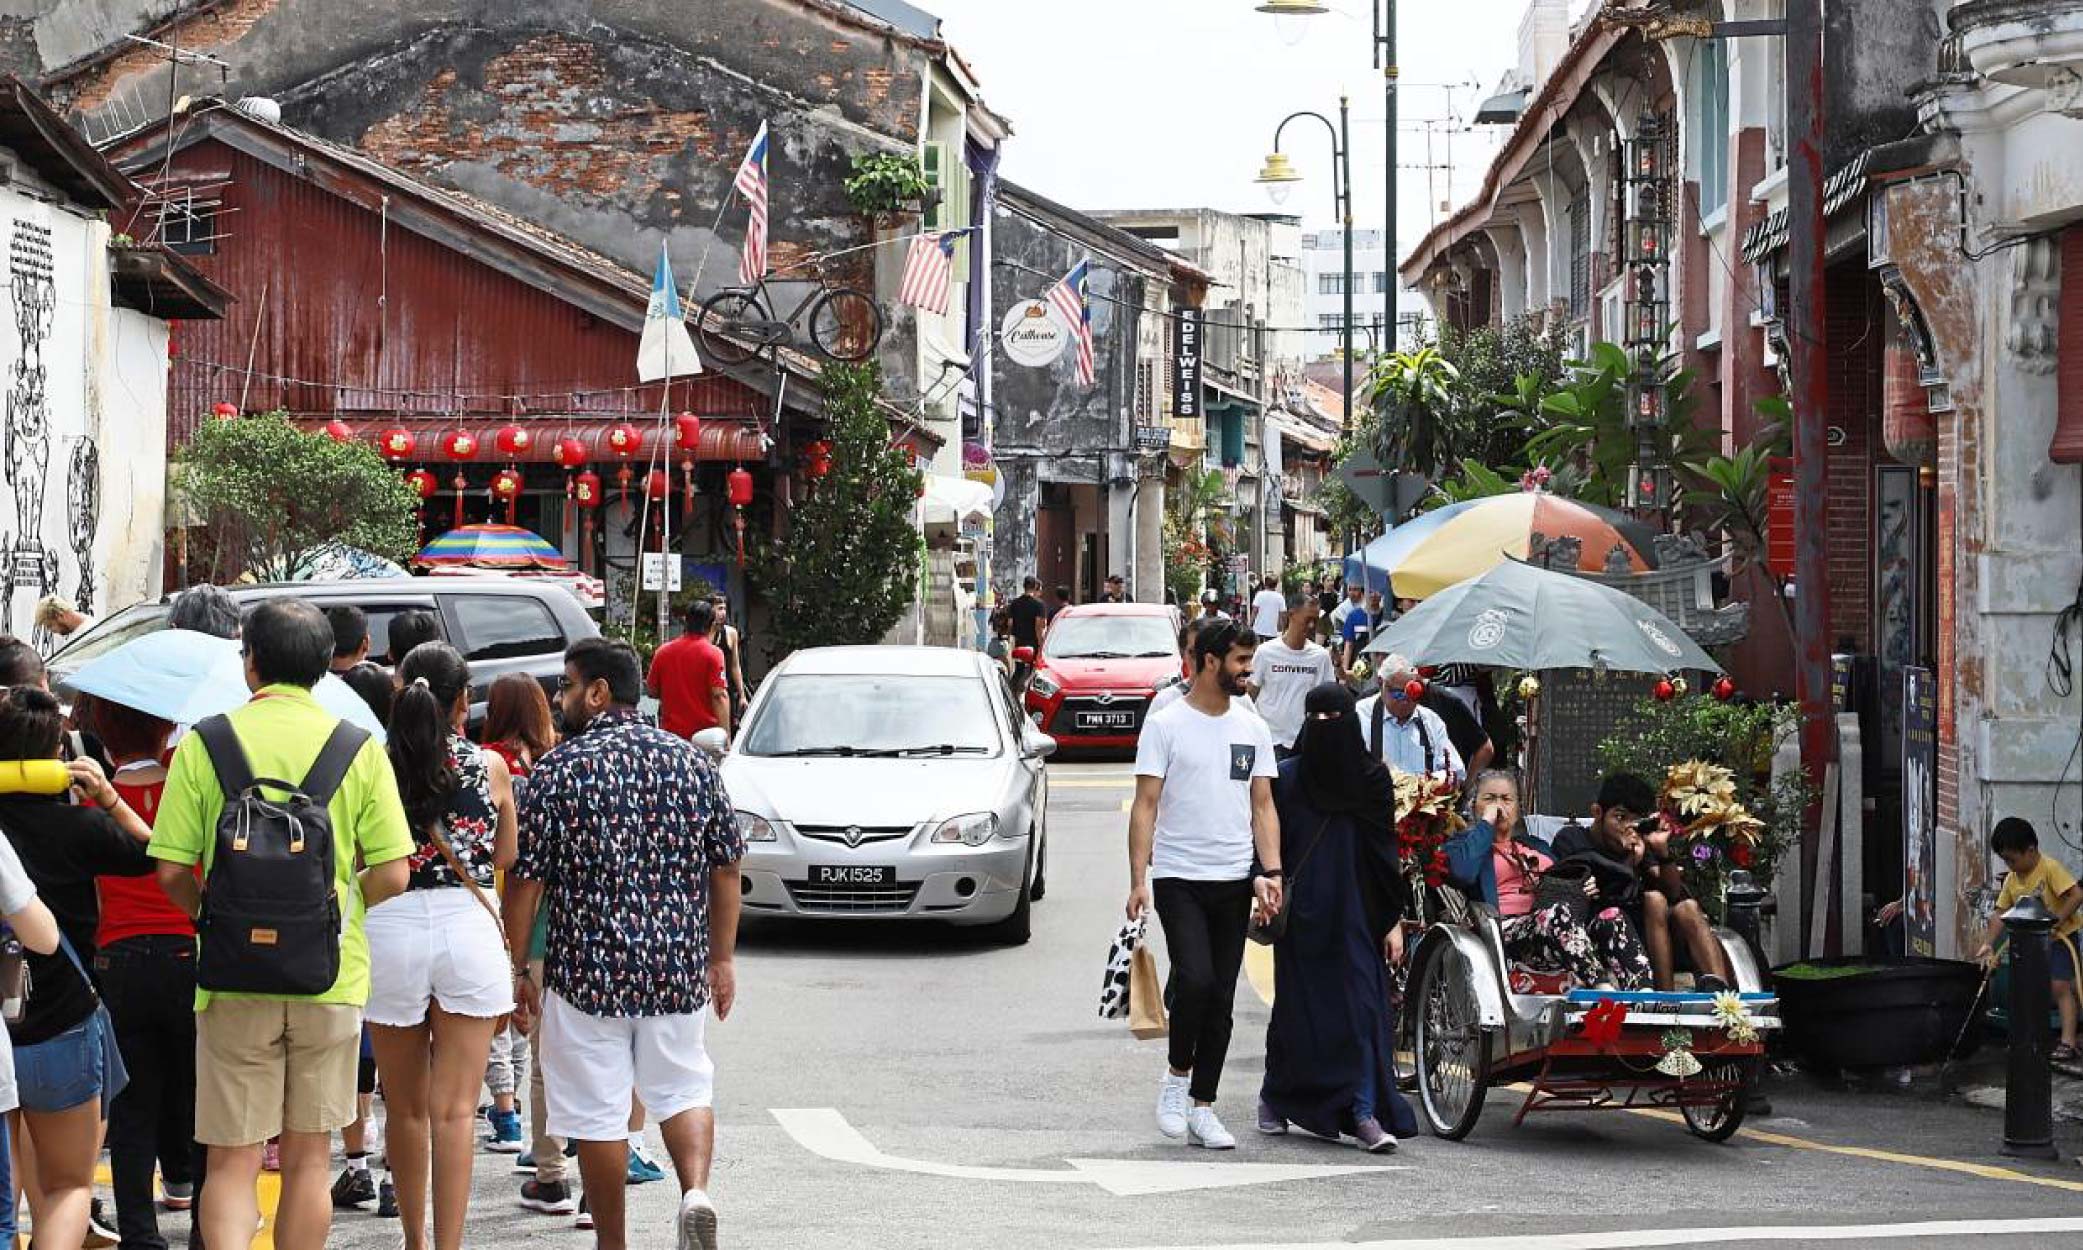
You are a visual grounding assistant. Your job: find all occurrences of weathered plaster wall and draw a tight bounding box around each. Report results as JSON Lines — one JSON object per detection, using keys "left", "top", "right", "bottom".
{"left": 1823, "top": 0, "right": 1943, "bottom": 167}
{"left": 987, "top": 202, "right": 1144, "bottom": 599}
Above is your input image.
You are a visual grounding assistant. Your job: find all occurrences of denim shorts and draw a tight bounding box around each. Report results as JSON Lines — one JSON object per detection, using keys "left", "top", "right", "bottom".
{"left": 15, "top": 1008, "right": 126, "bottom": 1114}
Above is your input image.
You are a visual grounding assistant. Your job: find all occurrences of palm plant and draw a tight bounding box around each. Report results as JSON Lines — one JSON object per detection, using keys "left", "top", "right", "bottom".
{"left": 1367, "top": 347, "right": 1462, "bottom": 481}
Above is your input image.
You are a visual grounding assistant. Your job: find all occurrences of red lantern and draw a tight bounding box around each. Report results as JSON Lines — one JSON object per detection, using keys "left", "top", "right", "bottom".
{"left": 727, "top": 466, "right": 754, "bottom": 508}
{"left": 605, "top": 422, "right": 642, "bottom": 459}
{"left": 573, "top": 471, "right": 603, "bottom": 509}
{"left": 673, "top": 413, "right": 703, "bottom": 452}
{"left": 1712, "top": 676, "right": 1737, "bottom": 702}
{"left": 211, "top": 401, "right": 238, "bottom": 420}
{"left": 804, "top": 439, "right": 833, "bottom": 480}
{"left": 322, "top": 419, "right": 353, "bottom": 443}
{"left": 674, "top": 413, "right": 703, "bottom": 504}
{"left": 644, "top": 469, "right": 669, "bottom": 503}
{"left": 552, "top": 436, "right": 588, "bottom": 470}
{"left": 495, "top": 425, "right": 533, "bottom": 458}
{"left": 492, "top": 468, "right": 525, "bottom": 523}
{"left": 404, "top": 469, "right": 439, "bottom": 499}
{"left": 380, "top": 428, "right": 416, "bottom": 462}
{"left": 442, "top": 430, "right": 479, "bottom": 461}
{"left": 1653, "top": 678, "right": 1676, "bottom": 702}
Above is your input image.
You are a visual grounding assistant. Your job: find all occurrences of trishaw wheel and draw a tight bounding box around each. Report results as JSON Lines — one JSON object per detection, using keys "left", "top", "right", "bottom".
{"left": 1414, "top": 943, "right": 1490, "bottom": 1140}
{"left": 1680, "top": 1058, "right": 1754, "bottom": 1143}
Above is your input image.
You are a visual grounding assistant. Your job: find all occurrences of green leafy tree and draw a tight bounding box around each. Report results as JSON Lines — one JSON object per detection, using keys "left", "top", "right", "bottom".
{"left": 1520, "top": 342, "right": 1713, "bottom": 508}
{"left": 752, "top": 362, "right": 922, "bottom": 660}
{"left": 1686, "top": 394, "right": 1795, "bottom": 639}
{"left": 1365, "top": 346, "right": 1462, "bottom": 482}
{"left": 173, "top": 411, "right": 420, "bottom": 582}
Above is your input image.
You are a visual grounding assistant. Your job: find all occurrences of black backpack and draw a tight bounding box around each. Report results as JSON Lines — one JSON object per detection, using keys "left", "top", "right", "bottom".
{"left": 192, "top": 715, "right": 369, "bottom": 996}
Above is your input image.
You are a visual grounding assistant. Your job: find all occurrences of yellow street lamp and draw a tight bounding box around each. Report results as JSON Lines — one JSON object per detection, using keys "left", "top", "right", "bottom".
{"left": 1255, "top": 0, "right": 1328, "bottom": 45}
{"left": 1254, "top": 152, "right": 1303, "bottom": 205}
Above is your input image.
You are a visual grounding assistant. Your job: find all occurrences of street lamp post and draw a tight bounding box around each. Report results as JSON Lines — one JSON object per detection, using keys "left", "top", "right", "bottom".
{"left": 1256, "top": 99, "right": 1353, "bottom": 432}
{"left": 1256, "top": 0, "right": 1396, "bottom": 355}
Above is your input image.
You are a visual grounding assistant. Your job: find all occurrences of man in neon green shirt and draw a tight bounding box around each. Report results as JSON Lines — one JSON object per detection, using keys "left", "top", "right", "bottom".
{"left": 151, "top": 598, "right": 412, "bottom": 1250}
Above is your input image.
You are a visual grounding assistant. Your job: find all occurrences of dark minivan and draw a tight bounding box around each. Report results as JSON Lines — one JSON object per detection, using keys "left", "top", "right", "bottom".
{"left": 48, "top": 579, "right": 599, "bottom": 724}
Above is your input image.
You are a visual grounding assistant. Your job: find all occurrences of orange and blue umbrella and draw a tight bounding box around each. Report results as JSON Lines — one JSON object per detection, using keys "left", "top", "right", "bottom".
{"left": 415, "top": 523, "right": 568, "bottom": 570}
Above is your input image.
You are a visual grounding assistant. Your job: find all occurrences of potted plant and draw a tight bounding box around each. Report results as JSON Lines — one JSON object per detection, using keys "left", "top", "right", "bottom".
{"left": 844, "top": 152, "right": 932, "bottom": 220}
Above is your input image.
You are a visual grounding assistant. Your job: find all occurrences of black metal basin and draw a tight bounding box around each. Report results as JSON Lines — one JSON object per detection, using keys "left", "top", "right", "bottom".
{"left": 1770, "top": 955, "right": 1987, "bottom": 1069}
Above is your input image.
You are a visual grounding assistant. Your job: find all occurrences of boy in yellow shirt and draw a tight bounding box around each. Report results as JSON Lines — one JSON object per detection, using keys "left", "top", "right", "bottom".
{"left": 1974, "top": 817, "right": 2083, "bottom": 1063}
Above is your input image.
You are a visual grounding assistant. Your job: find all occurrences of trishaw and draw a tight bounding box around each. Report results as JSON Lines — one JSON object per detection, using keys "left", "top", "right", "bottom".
{"left": 1399, "top": 894, "right": 1778, "bottom": 1142}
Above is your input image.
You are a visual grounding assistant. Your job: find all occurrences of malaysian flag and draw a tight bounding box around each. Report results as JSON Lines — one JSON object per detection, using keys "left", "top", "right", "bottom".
{"left": 733, "top": 121, "right": 770, "bottom": 285}
{"left": 1045, "top": 259, "right": 1095, "bottom": 386}
{"left": 897, "top": 228, "right": 973, "bottom": 314}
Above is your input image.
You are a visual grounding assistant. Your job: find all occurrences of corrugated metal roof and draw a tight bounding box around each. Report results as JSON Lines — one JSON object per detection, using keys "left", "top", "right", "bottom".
{"left": 1739, "top": 150, "right": 1875, "bottom": 264}
{"left": 846, "top": 0, "right": 941, "bottom": 40}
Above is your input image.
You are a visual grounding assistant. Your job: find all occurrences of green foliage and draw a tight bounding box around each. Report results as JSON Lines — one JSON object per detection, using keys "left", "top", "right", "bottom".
{"left": 1596, "top": 694, "right": 1813, "bottom": 918}
{"left": 1163, "top": 468, "right": 1231, "bottom": 602}
{"left": 1430, "top": 458, "right": 1519, "bottom": 505}
{"left": 1365, "top": 346, "right": 1461, "bottom": 482}
{"left": 173, "top": 411, "right": 420, "bottom": 582}
{"left": 751, "top": 362, "right": 923, "bottom": 659}
{"left": 1519, "top": 342, "right": 1713, "bottom": 509}
{"left": 843, "top": 152, "right": 930, "bottom": 216}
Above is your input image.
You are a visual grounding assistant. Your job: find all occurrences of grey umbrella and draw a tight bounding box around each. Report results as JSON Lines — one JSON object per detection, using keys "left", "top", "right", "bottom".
{"left": 1362, "top": 558, "right": 1722, "bottom": 675}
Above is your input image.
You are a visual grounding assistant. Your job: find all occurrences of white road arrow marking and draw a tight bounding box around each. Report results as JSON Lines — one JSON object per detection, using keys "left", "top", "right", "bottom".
{"left": 770, "top": 1108, "right": 1401, "bottom": 1197}
{"left": 1095, "top": 1215, "right": 2083, "bottom": 1249}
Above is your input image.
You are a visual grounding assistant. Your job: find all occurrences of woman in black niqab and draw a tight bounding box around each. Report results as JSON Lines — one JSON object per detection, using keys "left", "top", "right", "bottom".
{"left": 1258, "top": 683, "right": 1417, "bottom": 1149}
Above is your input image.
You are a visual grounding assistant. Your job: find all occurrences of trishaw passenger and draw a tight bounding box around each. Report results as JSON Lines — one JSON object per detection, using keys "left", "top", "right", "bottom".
{"left": 1551, "top": 773, "right": 1731, "bottom": 992}
{"left": 1256, "top": 684, "right": 1416, "bottom": 1153}
{"left": 1355, "top": 658, "right": 1464, "bottom": 784}
{"left": 1446, "top": 770, "right": 1650, "bottom": 990}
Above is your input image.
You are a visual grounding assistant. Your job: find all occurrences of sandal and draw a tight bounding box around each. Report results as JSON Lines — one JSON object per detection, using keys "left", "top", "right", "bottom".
{"left": 2050, "top": 1043, "right": 2079, "bottom": 1065}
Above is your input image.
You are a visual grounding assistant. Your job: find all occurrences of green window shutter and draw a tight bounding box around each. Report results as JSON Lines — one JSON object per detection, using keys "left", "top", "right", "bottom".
{"left": 922, "top": 142, "right": 950, "bottom": 230}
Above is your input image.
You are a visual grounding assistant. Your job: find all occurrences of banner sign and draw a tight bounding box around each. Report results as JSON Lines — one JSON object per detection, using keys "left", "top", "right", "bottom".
{"left": 1902, "top": 665, "right": 1937, "bottom": 958}
{"left": 1000, "top": 300, "right": 1068, "bottom": 367}
{"left": 1173, "top": 308, "right": 1202, "bottom": 419}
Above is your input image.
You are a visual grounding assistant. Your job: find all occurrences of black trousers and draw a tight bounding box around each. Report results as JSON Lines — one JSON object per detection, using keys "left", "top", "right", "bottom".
{"left": 95, "top": 935, "right": 200, "bottom": 1250}
{"left": 1152, "top": 876, "right": 1253, "bottom": 1103}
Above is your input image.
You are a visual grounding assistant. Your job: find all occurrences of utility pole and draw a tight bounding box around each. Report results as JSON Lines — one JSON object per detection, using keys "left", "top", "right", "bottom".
{"left": 1786, "top": 0, "right": 1835, "bottom": 954}
{"left": 1379, "top": 0, "right": 1397, "bottom": 357}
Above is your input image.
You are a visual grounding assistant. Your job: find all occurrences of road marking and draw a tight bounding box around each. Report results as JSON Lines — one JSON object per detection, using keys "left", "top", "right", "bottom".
{"left": 771, "top": 1108, "right": 1400, "bottom": 1196}
{"left": 1096, "top": 1216, "right": 2083, "bottom": 1249}
{"left": 81, "top": 1166, "right": 277, "bottom": 1247}
{"left": 1055, "top": 778, "right": 1137, "bottom": 789}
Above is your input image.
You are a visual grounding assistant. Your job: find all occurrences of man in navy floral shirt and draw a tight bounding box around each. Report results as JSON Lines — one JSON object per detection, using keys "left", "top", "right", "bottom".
{"left": 503, "top": 638, "right": 744, "bottom": 1250}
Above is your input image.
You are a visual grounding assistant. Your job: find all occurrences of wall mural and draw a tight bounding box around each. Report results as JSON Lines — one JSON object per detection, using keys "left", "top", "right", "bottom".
{"left": 4, "top": 211, "right": 60, "bottom": 650}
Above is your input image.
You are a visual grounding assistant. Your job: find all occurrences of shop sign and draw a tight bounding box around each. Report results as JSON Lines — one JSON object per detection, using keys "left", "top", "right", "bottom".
{"left": 1901, "top": 666, "right": 1938, "bottom": 958}
{"left": 1000, "top": 300, "right": 1068, "bottom": 367}
{"left": 1173, "top": 308, "right": 1202, "bottom": 419}
{"left": 1134, "top": 425, "right": 1172, "bottom": 453}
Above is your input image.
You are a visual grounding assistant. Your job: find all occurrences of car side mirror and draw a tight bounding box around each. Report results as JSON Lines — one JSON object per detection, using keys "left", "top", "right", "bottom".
{"left": 1012, "top": 645, "right": 1035, "bottom": 664}
{"left": 1024, "top": 732, "right": 1057, "bottom": 760}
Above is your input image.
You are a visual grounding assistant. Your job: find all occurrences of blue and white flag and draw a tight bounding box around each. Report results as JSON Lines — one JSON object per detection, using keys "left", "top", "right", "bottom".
{"left": 637, "top": 239, "right": 701, "bottom": 382}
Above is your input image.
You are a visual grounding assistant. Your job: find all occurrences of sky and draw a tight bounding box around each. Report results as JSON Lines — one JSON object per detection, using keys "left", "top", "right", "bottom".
{"left": 923, "top": 0, "right": 1548, "bottom": 268}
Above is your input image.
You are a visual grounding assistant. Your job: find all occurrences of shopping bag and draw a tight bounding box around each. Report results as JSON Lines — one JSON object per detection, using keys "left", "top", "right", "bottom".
{"left": 1098, "top": 919, "right": 1143, "bottom": 1019}
{"left": 1128, "top": 944, "right": 1169, "bottom": 1041}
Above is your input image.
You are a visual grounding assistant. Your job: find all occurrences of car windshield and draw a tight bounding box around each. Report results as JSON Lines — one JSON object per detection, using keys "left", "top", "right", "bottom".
{"left": 1044, "top": 614, "right": 1176, "bottom": 660}
{"left": 48, "top": 605, "right": 172, "bottom": 671}
{"left": 739, "top": 674, "right": 1002, "bottom": 757}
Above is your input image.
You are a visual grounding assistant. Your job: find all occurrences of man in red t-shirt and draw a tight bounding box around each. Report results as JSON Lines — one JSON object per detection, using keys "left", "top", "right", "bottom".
{"left": 647, "top": 599, "right": 731, "bottom": 740}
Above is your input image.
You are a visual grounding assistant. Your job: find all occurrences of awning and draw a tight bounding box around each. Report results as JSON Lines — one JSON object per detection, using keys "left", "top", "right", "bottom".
{"left": 1284, "top": 497, "right": 1326, "bottom": 518}
{"left": 293, "top": 416, "right": 766, "bottom": 463}
{"left": 1266, "top": 413, "right": 1337, "bottom": 455}
{"left": 920, "top": 473, "right": 993, "bottom": 526}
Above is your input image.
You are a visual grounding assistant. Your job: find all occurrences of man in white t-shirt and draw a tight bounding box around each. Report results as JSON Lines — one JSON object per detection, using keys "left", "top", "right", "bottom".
{"left": 1355, "top": 655, "right": 1465, "bottom": 782}
{"left": 1247, "top": 594, "right": 1335, "bottom": 756}
{"left": 1127, "top": 618, "right": 1282, "bottom": 1152}
{"left": 1248, "top": 576, "right": 1286, "bottom": 640}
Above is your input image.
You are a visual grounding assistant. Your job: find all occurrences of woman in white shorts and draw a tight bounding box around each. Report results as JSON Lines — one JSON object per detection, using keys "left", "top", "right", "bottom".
{"left": 367, "top": 642, "right": 517, "bottom": 1250}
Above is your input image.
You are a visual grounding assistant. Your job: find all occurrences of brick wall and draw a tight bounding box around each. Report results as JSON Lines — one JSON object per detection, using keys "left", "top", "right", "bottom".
{"left": 1824, "top": 264, "right": 1879, "bottom": 649}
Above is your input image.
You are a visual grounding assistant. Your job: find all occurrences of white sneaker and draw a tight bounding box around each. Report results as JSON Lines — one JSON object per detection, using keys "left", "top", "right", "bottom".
{"left": 677, "top": 1189, "right": 718, "bottom": 1250}
{"left": 1187, "top": 1105, "right": 1236, "bottom": 1150}
{"left": 1155, "top": 1071, "right": 1191, "bottom": 1139}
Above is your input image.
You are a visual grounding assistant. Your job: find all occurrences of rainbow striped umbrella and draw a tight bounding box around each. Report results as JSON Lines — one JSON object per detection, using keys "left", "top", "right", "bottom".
{"left": 415, "top": 523, "right": 568, "bottom": 570}
{"left": 1384, "top": 493, "right": 1658, "bottom": 600}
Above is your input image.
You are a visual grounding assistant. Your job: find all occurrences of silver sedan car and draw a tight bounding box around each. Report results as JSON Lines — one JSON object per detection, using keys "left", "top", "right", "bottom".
{"left": 719, "top": 645, "right": 1054, "bottom": 944}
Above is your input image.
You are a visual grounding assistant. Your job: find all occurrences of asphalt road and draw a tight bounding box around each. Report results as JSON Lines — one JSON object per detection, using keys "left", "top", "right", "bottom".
{"left": 311, "top": 760, "right": 2083, "bottom": 1250}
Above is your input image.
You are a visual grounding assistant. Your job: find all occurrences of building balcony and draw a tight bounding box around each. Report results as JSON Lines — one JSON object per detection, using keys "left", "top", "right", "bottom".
{"left": 1951, "top": 0, "right": 2083, "bottom": 92}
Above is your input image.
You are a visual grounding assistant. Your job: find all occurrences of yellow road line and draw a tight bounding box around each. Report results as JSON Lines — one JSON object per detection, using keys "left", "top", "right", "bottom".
{"left": 1499, "top": 1083, "right": 2083, "bottom": 1194}
{"left": 86, "top": 1166, "right": 280, "bottom": 1249}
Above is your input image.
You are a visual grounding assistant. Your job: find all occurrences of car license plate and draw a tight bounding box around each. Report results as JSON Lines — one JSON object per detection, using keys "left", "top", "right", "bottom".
{"left": 1076, "top": 710, "right": 1137, "bottom": 730}
{"left": 810, "top": 865, "right": 894, "bottom": 887}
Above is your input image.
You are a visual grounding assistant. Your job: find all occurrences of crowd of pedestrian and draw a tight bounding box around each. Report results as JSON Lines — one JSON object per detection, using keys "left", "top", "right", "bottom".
{"left": 1125, "top": 582, "right": 1746, "bottom": 1154}
{"left": 0, "top": 586, "right": 744, "bottom": 1250}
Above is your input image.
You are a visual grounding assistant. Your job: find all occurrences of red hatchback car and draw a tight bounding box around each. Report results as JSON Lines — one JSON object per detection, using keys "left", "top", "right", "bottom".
{"left": 1017, "top": 602, "right": 1183, "bottom": 750}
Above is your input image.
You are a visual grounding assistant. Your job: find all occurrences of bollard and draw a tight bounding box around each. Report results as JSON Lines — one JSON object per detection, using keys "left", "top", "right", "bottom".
{"left": 2000, "top": 895, "right": 2059, "bottom": 1160}
{"left": 1725, "top": 871, "right": 1773, "bottom": 1116}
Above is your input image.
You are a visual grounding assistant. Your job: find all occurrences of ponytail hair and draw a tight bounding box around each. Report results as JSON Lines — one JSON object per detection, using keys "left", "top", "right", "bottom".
{"left": 389, "top": 642, "right": 470, "bottom": 834}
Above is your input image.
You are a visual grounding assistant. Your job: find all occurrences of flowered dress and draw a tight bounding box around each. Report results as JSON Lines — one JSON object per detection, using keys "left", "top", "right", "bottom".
{"left": 405, "top": 736, "right": 498, "bottom": 891}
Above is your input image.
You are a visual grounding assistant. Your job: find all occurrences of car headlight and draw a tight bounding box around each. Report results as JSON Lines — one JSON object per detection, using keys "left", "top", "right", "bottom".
{"left": 1152, "top": 672, "right": 1184, "bottom": 694}
{"left": 930, "top": 812, "right": 999, "bottom": 847}
{"left": 1029, "top": 672, "right": 1061, "bottom": 699}
{"left": 735, "top": 810, "right": 777, "bottom": 842}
